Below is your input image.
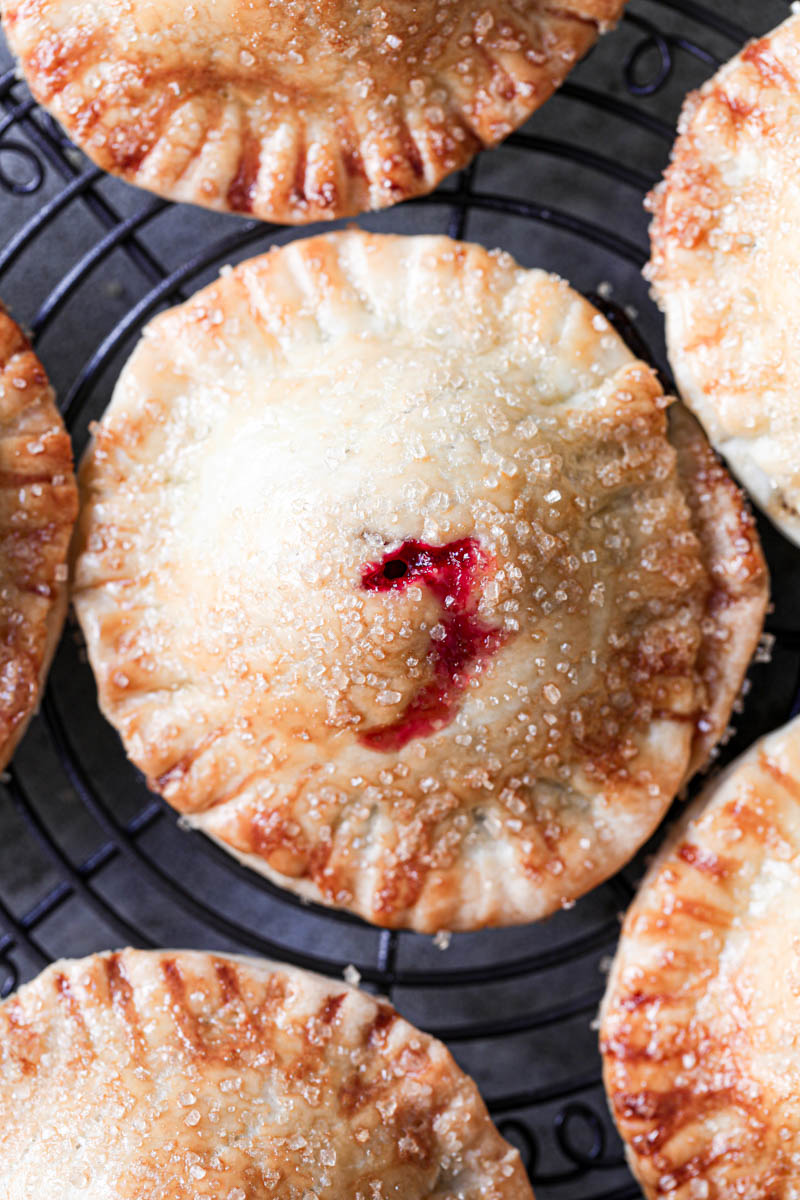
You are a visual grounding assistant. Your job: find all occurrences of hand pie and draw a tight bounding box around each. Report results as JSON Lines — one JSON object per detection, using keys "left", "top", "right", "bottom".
{"left": 72, "top": 231, "right": 768, "bottom": 932}
{"left": 600, "top": 713, "right": 800, "bottom": 1199}
{"left": 1, "top": 0, "right": 625, "bottom": 223}
{"left": 0, "top": 307, "right": 76, "bottom": 769}
{"left": 0, "top": 947, "right": 533, "bottom": 1197}
{"left": 648, "top": 12, "right": 800, "bottom": 545}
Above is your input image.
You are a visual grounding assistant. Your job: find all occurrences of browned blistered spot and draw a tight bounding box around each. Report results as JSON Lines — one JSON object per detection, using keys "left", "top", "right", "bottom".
{"left": 662, "top": 1149, "right": 726, "bottom": 1194}
{"left": 627, "top": 1094, "right": 773, "bottom": 1193}
{"left": 319, "top": 992, "right": 346, "bottom": 1026}
{"left": 248, "top": 807, "right": 309, "bottom": 878}
{"left": 394, "top": 1099, "right": 437, "bottom": 1163}
{"left": 60, "top": 72, "right": 180, "bottom": 175}
{"left": 651, "top": 155, "right": 720, "bottom": 253}
{"left": 4, "top": 355, "right": 48, "bottom": 391}
{"left": 602, "top": 1034, "right": 670, "bottom": 1065}
{"left": 677, "top": 840, "right": 730, "bottom": 879}
{"left": 0, "top": 655, "right": 36, "bottom": 737}
{"left": 214, "top": 959, "right": 244, "bottom": 1007}
{"left": 397, "top": 121, "right": 425, "bottom": 180}
{"left": 2, "top": 522, "right": 68, "bottom": 555}
{"left": 307, "top": 835, "right": 335, "bottom": 884}
{"left": 212, "top": 958, "right": 268, "bottom": 1051}
{"left": 4, "top": 997, "right": 37, "bottom": 1075}
{"left": 341, "top": 141, "right": 366, "bottom": 181}
{"left": 572, "top": 727, "right": 630, "bottom": 782}
{"left": 340, "top": 1065, "right": 437, "bottom": 1157}
{"left": 227, "top": 134, "right": 261, "bottom": 214}
{"left": 104, "top": 952, "right": 145, "bottom": 1052}
{"left": 759, "top": 752, "right": 800, "bottom": 804}
{"left": 291, "top": 131, "right": 308, "bottom": 206}
{"left": 373, "top": 853, "right": 427, "bottom": 920}
{"left": 335, "top": 1041, "right": 422, "bottom": 1113}
{"left": 153, "top": 728, "right": 223, "bottom": 795}
{"left": 742, "top": 38, "right": 796, "bottom": 90}
{"left": 253, "top": 972, "right": 290, "bottom": 1024}
{"left": 339, "top": 1070, "right": 383, "bottom": 1116}
{"left": 397, "top": 1038, "right": 434, "bottom": 1077}
{"left": 101, "top": 100, "right": 176, "bottom": 174}
{"left": 613, "top": 1085, "right": 697, "bottom": 1131}
{"left": 161, "top": 956, "right": 202, "bottom": 1054}
{"left": 463, "top": 43, "right": 515, "bottom": 142}
{"left": 336, "top": 112, "right": 368, "bottom": 184}
{"left": 715, "top": 87, "right": 755, "bottom": 121}
{"left": 365, "top": 1004, "right": 397, "bottom": 1046}
{"left": 704, "top": 481, "right": 763, "bottom": 599}
{"left": 705, "top": 581, "right": 743, "bottom": 617}
{"left": 197, "top": 769, "right": 275, "bottom": 818}
{"left": 670, "top": 894, "right": 732, "bottom": 928}
{"left": 296, "top": 993, "right": 347, "bottom": 1061}
{"left": 11, "top": 579, "right": 50, "bottom": 601}
{"left": 726, "top": 797, "right": 772, "bottom": 840}
{"left": 0, "top": 471, "right": 66, "bottom": 489}
{"left": 54, "top": 971, "right": 87, "bottom": 1028}
{"left": 25, "top": 29, "right": 103, "bottom": 103}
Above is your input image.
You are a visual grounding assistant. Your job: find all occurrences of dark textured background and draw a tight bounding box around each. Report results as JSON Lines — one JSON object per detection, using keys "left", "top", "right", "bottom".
{"left": 0, "top": 2, "right": 792, "bottom": 1195}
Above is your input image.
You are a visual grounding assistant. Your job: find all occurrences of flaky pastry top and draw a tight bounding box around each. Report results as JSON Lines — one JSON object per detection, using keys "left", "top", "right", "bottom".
{"left": 1, "top": 0, "right": 625, "bottom": 222}
{"left": 72, "top": 231, "right": 767, "bottom": 931}
{"left": 601, "top": 714, "right": 800, "bottom": 1199}
{"left": 648, "top": 12, "right": 800, "bottom": 545}
{"left": 0, "top": 948, "right": 533, "bottom": 1198}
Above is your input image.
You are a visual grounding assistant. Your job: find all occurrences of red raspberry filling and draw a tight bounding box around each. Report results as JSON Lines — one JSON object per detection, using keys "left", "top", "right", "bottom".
{"left": 359, "top": 538, "right": 504, "bottom": 751}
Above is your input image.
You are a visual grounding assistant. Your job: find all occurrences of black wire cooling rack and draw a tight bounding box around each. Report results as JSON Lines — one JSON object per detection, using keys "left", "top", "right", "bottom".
{"left": 0, "top": 2, "right": 798, "bottom": 1195}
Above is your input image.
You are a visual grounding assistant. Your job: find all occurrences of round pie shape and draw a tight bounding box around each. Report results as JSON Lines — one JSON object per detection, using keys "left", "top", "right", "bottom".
{"left": 600, "top": 713, "right": 800, "bottom": 1199}
{"left": 0, "top": 306, "right": 76, "bottom": 769}
{"left": 647, "top": 12, "right": 800, "bottom": 545}
{"left": 0, "top": 947, "right": 533, "bottom": 1197}
{"left": 1, "top": 0, "right": 625, "bottom": 223}
{"left": 72, "top": 230, "right": 768, "bottom": 932}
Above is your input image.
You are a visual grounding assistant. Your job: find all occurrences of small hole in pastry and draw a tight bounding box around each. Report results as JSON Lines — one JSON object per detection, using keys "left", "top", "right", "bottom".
{"left": 382, "top": 558, "right": 408, "bottom": 581}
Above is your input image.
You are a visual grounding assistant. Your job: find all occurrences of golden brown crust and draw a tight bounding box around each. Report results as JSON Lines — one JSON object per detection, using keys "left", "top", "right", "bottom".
{"left": 72, "top": 231, "right": 767, "bottom": 932}
{"left": 0, "top": 306, "right": 77, "bottom": 770}
{"left": 1, "top": 0, "right": 625, "bottom": 223}
{"left": 667, "top": 403, "right": 768, "bottom": 776}
{"left": 647, "top": 12, "right": 800, "bottom": 545}
{"left": 0, "top": 948, "right": 533, "bottom": 1198}
{"left": 600, "top": 715, "right": 800, "bottom": 1200}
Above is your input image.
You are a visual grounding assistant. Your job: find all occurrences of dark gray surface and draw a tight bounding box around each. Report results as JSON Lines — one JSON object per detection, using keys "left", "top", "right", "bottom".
{"left": 0, "top": 2, "right": 794, "bottom": 1195}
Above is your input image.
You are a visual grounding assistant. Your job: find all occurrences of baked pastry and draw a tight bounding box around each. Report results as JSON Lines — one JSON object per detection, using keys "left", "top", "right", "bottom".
{"left": 648, "top": 12, "right": 800, "bottom": 545}
{"left": 600, "top": 713, "right": 800, "bottom": 1199}
{"left": 1, "top": 0, "right": 625, "bottom": 223}
{"left": 72, "top": 230, "right": 768, "bottom": 932}
{"left": 0, "top": 306, "right": 76, "bottom": 769}
{"left": 0, "top": 947, "right": 533, "bottom": 1197}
